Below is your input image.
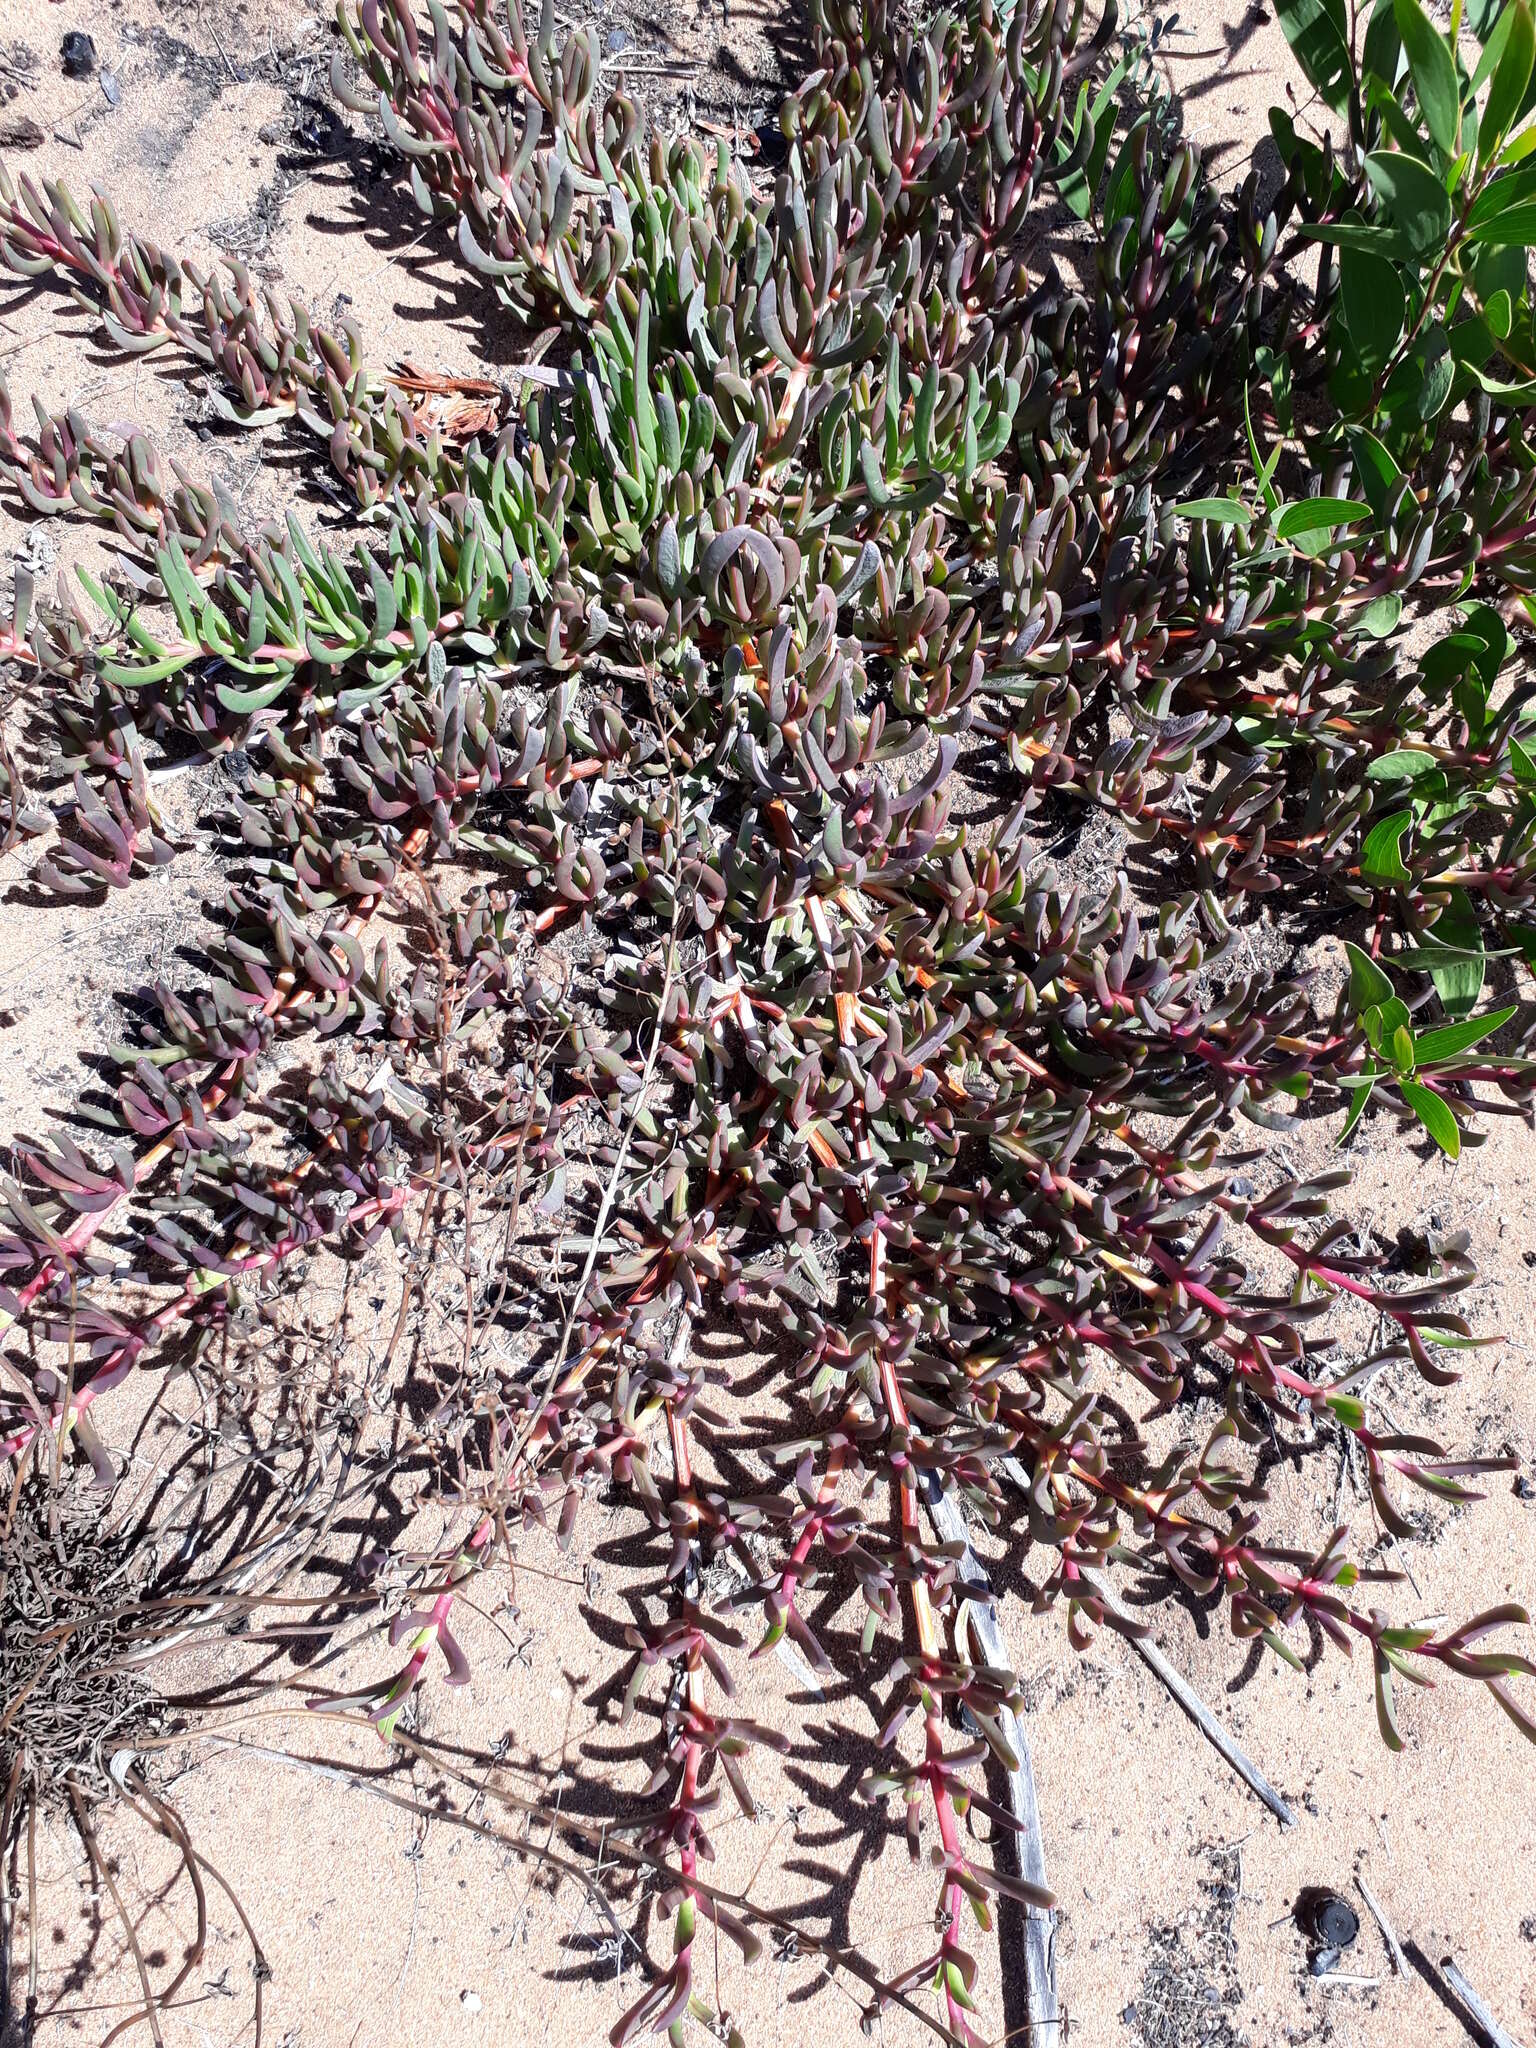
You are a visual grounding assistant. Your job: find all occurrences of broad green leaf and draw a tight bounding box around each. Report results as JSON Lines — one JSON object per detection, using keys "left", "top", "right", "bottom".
{"left": 1366, "top": 150, "right": 1454, "bottom": 256}
{"left": 1469, "top": 154, "right": 1536, "bottom": 228}
{"left": 1171, "top": 497, "right": 1254, "bottom": 526}
{"left": 1276, "top": 496, "right": 1371, "bottom": 539}
{"left": 1426, "top": 888, "right": 1487, "bottom": 1012}
{"left": 1277, "top": 0, "right": 1355, "bottom": 112}
{"left": 1361, "top": 808, "right": 1412, "bottom": 882}
{"left": 1400, "top": 1076, "right": 1461, "bottom": 1155}
{"left": 1346, "top": 940, "right": 1396, "bottom": 1008}
{"left": 1466, "top": 602, "right": 1513, "bottom": 681}
{"left": 1469, "top": 200, "right": 1536, "bottom": 241}
{"left": 1419, "top": 334, "right": 1456, "bottom": 417}
{"left": 1464, "top": 360, "right": 1536, "bottom": 392}
{"left": 1369, "top": 70, "right": 1436, "bottom": 156}
{"left": 1416, "top": 1005, "right": 1516, "bottom": 1062}
{"left": 1476, "top": 236, "right": 1531, "bottom": 317}
{"left": 1375, "top": 995, "right": 1413, "bottom": 1046}
{"left": 1349, "top": 425, "right": 1406, "bottom": 518}
{"left": 1341, "top": 245, "right": 1406, "bottom": 372}
{"left": 1483, "top": 285, "right": 1515, "bottom": 337}
{"left": 1363, "top": 0, "right": 1403, "bottom": 87}
{"left": 1483, "top": 2, "right": 1535, "bottom": 159}
{"left": 1360, "top": 592, "right": 1405, "bottom": 635}
{"left": 1302, "top": 220, "right": 1411, "bottom": 257}
{"left": 1394, "top": 0, "right": 1461, "bottom": 155}
{"left": 1366, "top": 747, "right": 1437, "bottom": 779}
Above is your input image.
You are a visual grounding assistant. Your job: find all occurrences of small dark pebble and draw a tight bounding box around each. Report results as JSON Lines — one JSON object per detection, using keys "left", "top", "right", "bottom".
{"left": 605, "top": 27, "right": 632, "bottom": 52}
{"left": 1515, "top": 1474, "right": 1536, "bottom": 1502}
{"left": 1308, "top": 1946, "right": 1342, "bottom": 1977}
{"left": 1119, "top": 2006, "right": 1137, "bottom": 2027}
{"left": 60, "top": 30, "right": 97, "bottom": 78}
{"left": 0, "top": 114, "right": 46, "bottom": 149}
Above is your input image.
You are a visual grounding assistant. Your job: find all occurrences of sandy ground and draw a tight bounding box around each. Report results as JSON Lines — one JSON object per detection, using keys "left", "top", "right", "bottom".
{"left": 1, "top": 2, "right": 1534, "bottom": 2045}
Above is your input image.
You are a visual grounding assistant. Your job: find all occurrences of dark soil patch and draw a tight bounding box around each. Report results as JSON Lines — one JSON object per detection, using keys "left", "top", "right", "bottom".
{"left": 1123, "top": 1847, "right": 1246, "bottom": 2048}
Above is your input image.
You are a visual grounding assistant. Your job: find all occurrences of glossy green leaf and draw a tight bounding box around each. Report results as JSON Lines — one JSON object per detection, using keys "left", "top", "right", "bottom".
{"left": 1482, "top": 1, "right": 1535, "bottom": 158}
{"left": 1302, "top": 220, "right": 1411, "bottom": 257}
{"left": 1277, "top": 0, "right": 1355, "bottom": 112}
{"left": 1425, "top": 889, "right": 1487, "bottom": 1013}
{"left": 1400, "top": 1077, "right": 1461, "bottom": 1155}
{"left": 1341, "top": 245, "right": 1407, "bottom": 372}
{"left": 1366, "top": 748, "right": 1438, "bottom": 780}
{"left": 1394, "top": 0, "right": 1461, "bottom": 155}
{"left": 1340, "top": 1080, "right": 1376, "bottom": 1142}
{"left": 1346, "top": 941, "right": 1396, "bottom": 1008}
{"left": 1276, "top": 496, "right": 1371, "bottom": 540}
{"left": 1419, "top": 334, "right": 1456, "bottom": 418}
{"left": 1360, "top": 592, "right": 1405, "bottom": 636}
{"left": 1361, "top": 809, "right": 1412, "bottom": 882}
{"left": 1416, "top": 1006, "right": 1516, "bottom": 1062}
{"left": 1172, "top": 497, "right": 1254, "bottom": 526}
{"left": 1366, "top": 150, "right": 1453, "bottom": 256}
{"left": 1349, "top": 426, "right": 1406, "bottom": 518}
{"left": 1363, "top": 0, "right": 1403, "bottom": 86}
{"left": 1469, "top": 199, "right": 1536, "bottom": 241}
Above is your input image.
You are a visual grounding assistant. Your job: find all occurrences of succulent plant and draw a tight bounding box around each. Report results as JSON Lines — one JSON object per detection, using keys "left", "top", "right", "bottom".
{"left": 3, "top": 0, "right": 1536, "bottom": 2038}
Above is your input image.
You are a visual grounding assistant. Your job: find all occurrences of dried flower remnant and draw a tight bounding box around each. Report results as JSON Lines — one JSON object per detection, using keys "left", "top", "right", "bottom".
{"left": 3, "top": 0, "right": 1536, "bottom": 2038}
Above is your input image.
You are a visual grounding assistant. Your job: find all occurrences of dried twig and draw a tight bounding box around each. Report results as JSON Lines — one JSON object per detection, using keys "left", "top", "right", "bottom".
{"left": 1355, "top": 1872, "right": 1408, "bottom": 1976}
{"left": 1440, "top": 1956, "right": 1528, "bottom": 2048}
{"left": 1076, "top": 1562, "right": 1297, "bottom": 1827}
{"left": 997, "top": 1458, "right": 1295, "bottom": 1826}
{"left": 922, "top": 1476, "right": 1058, "bottom": 2041}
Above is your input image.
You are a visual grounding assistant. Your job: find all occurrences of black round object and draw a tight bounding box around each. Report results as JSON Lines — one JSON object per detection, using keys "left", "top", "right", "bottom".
{"left": 1316, "top": 1895, "right": 1360, "bottom": 1949}
{"left": 1296, "top": 1888, "right": 1360, "bottom": 1951}
{"left": 60, "top": 31, "right": 97, "bottom": 79}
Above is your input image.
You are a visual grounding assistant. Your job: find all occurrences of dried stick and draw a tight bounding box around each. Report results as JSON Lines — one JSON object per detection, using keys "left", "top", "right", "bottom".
{"left": 1074, "top": 1560, "right": 1297, "bottom": 1828}
{"left": 921, "top": 1476, "right": 1059, "bottom": 2042}
{"left": 1355, "top": 1872, "right": 1408, "bottom": 1976}
{"left": 995, "top": 1457, "right": 1296, "bottom": 1825}
{"left": 1440, "top": 1957, "right": 1528, "bottom": 2048}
